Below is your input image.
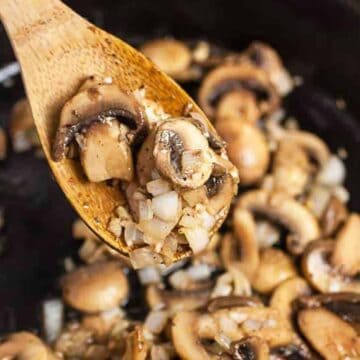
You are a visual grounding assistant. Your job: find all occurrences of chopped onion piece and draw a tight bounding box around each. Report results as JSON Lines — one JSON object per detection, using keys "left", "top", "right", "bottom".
{"left": 181, "top": 226, "right": 209, "bottom": 254}
{"left": 129, "top": 247, "right": 163, "bottom": 269}
{"left": 139, "top": 217, "right": 176, "bottom": 242}
{"left": 146, "top": 179, "right": 171, "bottom": 196}
{"left": 124, "top": 222, "right": 144, "bottom": 246}
{"left": 139, "top": 199, "right": 154, "bottom": 221}
{"left": 317, "top": 155, "right": 346, "bottom": 186}
{"left": 187, "top": 264, "right": 212, "bottom": 281}
{"left": 138, "top": 266, "right": 162, "bottom": 285}
{"left": 43, "top": 298, "right": 63, "bottom": 343}
{"left": 255, "top": 220, "right": 280, "bottom": 248}
{"left": 152, "top": 191, "right": 180, "bottom": 222}
{"left": 108, "top": 217, "right": 122, "bottom": 238}
{"left": 144, "top": 310, "right": 168, "bottom": 334}
{"left": 115, "top": 206, "right": 132, "bottom": 221}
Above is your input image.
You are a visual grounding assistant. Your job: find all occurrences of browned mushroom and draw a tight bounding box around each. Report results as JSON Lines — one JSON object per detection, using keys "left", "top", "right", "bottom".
{"left": 172, "top": 306, "right": 295, "bottom": 360}
{"left": 221, "top": 208, "right": 260, "bottom": 280}
{"left": 272, "top": 140, "right": 312, "bottom": 197}
{"left": 61, "top": 261, "right": 129, "bottom": 313}
{"left": 241, "top": 41, "right": 293, "bottom": 96}
{"left": 146, "top": 284, "right": 211, "bottom": 314}
{"left": 198, "top": 63, "right": 280, "bottom": 118}
{"left": 302, "top": 240, "right": 360, "bottom": 293}
{"left": 52, "top": 81, "right": 147, "bottom": 170}
{"left": 0, "top": 332, "right": 58, "bottom": 360}
{"left": 230, "top": 336, "right": 269, "bottom": 360}
{"left": 251, "top": 248, "right": 297, "bottom": 294}
{"left": 153, "top": 118, "right": 214, "bottom": 188}
{"left": 215, "top": 90, "right": 260, "bottom": 126}
{"left": 122, "top": 325, "right": 150, "bottom": 360}
{"left": 270, "top": 277, "right": 311, "bottom": 327}
{"left": 216, "top": 119, "right": 269, "bottom": 185}
{"left": 298, "top": 307, "right": 360, "bottom": 359}
{"left": 140, "top": 38, "right": 192, "bottom": 78}
{"left": 237, "top": 189, "right": 320, "bottom": 255}
{"left": 331, "top": 213, "right": 360, "bottom": 276}
{"left": 296, "top": 292, "right": 360, "bottom": 326}
{"left": 76, "top": 120, "right": 134, "bottom": 182}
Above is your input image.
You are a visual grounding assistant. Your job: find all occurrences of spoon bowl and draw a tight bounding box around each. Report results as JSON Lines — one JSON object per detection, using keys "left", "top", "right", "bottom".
{"left": 0, "top": 0, "right": 210, "bottom": 258}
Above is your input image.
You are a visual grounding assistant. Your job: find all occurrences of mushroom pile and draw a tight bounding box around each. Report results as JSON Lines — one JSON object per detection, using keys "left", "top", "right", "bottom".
{"left": 1, "top": 39, "right": 360, "bottom": 359}
{"left": 52, "top": 75, "right": 239, "bottom": 267}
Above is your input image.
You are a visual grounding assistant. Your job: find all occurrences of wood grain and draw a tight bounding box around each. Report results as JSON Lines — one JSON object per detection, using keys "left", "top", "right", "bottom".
{"left": 0, "top": 0, "right": 213, "bottom": 258}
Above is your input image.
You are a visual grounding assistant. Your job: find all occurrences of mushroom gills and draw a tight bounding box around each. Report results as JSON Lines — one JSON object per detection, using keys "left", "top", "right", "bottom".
{"left": 77, "top": 120, "right": 134, "bottom": 182}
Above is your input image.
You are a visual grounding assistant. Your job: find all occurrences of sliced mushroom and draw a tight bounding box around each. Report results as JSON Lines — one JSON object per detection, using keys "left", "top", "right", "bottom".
{"left": 230, "top": 336, "right": 269, "bottom": 360}
{"left": 331, "top": 213, "right": 360, "bottom": 276}
{"left": 153, "top": 118, "right": 213, "bottom": 188}
{"left": 321, "top": 195, "right": 348, "bottom": 237}
{"left": 272, "top": 140, "right": 312, "bottom": 197}
{"left": 146, "top": 284, "right": 211, "bottom": 314}
{"left": 251, "top": 248, "right": 297, "bottom": 294}
{"left": 221, "top": 209, "right": 260, "bottom": 280}
{"left": 53, "top": 82, "right": 147, "bottom": 163}
{"left": 237, "top": 189, "right": 320, "bottom": 254}
{"left": 269, "top": 129, "right": 330, "bottom": 169}
{"left": 302, "top": 240, "right": 360, "bottom": 293}
{"left": 207, "top": 296, "right": 263, "bottom": 312}
{"left": 241, "top": 41, "right": 293, "bottom": 96}
{"left": 9, "top": 98, "right": 40, "bottom": 152}
{"left": 172, "top": 307, "right": 295, "bottom": 360}
{"left": 215, "top": 90, "right": 260, "bottom": 126}
{"left": 122, "top": 325, "right": 150, "bottom": 360}
{"left": 270, "top": 277, "right": 311, "bottom": 327}
{"left": 296, "top": 292, "right": 360, "bottom": 325}
{"left": 298, "top": 307, "right": 360, "bottom": 359}
{"left": 216, "top": 119, "right": 269, "bottom": 185}
{"left": 0, "top": 332, "right": 58, "bottom": 360}
{"left": 76, "top": 120, "right": 134, "bottom": 182}
{"left": 198, "top": 63, "right": 280, "bottom": 118}
{"left": 61, "top": 261, "right": 129, "bottom": 313}
{"left": 140, "top": 38, "right": 192, "bottom": 78}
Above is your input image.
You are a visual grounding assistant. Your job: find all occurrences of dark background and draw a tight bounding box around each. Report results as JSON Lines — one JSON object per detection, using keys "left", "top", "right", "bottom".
{"left": 0, "top": 0, "right": 359, "bottom": 333}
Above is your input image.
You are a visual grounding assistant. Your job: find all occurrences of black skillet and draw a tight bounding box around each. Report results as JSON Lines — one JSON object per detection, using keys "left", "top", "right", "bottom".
{"left": 0, "top": 0, "right": 359, "bottom": 333}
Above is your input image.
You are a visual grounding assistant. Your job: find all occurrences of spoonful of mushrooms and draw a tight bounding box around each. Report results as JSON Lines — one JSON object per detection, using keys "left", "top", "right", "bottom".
{"left": 0, "top": 0, "right": 238, "bottom": 267}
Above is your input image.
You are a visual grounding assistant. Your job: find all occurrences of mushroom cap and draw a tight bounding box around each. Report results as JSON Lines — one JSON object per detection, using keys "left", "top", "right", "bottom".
{"left": 230, "top": 336, "right": 269, "bottom": 360}
{"left": 78, "top": 120, "right": 134, "bottom": 182}
{"left": 270, "top": 277, "right": 311, "bottom": 327}
{"left": 0, "top": 332, "right": 57, "bottom": 360}
{"left": 221, "top": 209, "right": 260, "bottom": 280}
{"left": 237, "top": 189, "right": 320, "bottom": 255}
{"left": 215, "top": 90, "right": 260, "bottom": 126}
{"left": 153, "top": 118, "right": 213, "bottom": 188}
{"left": 331, "top": 213, "right": 360, "bottom": 276}
{"left": 216, "top": 120, "right": 269, "bottom": 185}
{"left": 298, "top": 307, "right": 360, "bottom": 359}
{"left": 302, "top": 240, "right": 360, "bottom": 294}
{"left": 61, "top": 261, "right": 129, "bottom": 313}
{"left": 296, "top": 292, "right": 360, "bottom": 325}
{"left": 198, "top": 62, "right": 279, "bottom": 118}
{"left": 241, "top": 41, "right": 293, "bottom": 96}
{"left": 53, "top": 83, "right": 147, "bottom": 161}
{"left": 251, "top": 248, "right": 297, "bottom": 294}
{"left": 140, "top": 38, "right": 192, "bottom": 77}
{"left": 146, "top": 284, "right": 211, "bottom": 314}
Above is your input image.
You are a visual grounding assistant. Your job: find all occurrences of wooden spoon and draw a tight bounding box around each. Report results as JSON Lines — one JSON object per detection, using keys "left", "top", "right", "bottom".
{"left": 0, "top": 0, "right": 212, "bottom": 260}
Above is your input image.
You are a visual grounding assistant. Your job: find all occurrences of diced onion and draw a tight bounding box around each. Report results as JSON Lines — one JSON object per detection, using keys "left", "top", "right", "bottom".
{"left": 187, "top": 264, "right": 212, "bottom": 281}
{"left": 152, "top": 191, "right": 180, "bottom": 222}
{"left": 129, "top": 247, "right": 163, "bottom": 269}
{"left": 124, "top": 222, "right": 143, "bottom": 246}
{"left": 181, "top": 227, "right": 209, "bottom": 254}
{"left": 146, "top": 179, "right": 171, "bottom": 196}
{"left": 139, "top": 217, "right": 176, "bottom": 242}
{"left": 145, "top": 310, "right": 168, "bottom": 334}
{"left": 317, "top": 155, "right": 346, "bottom": 186}
{"left": 108, "top": 217, "right": 122, "bottom": 238}
{"left": 139, "top": 199, "right": 154, "bottom": 221}
{"left": 137, "top": 266, "right": 162, "bottom": 285}
{"left": 43, "top": 298, "right": 63, "bottom": 343}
